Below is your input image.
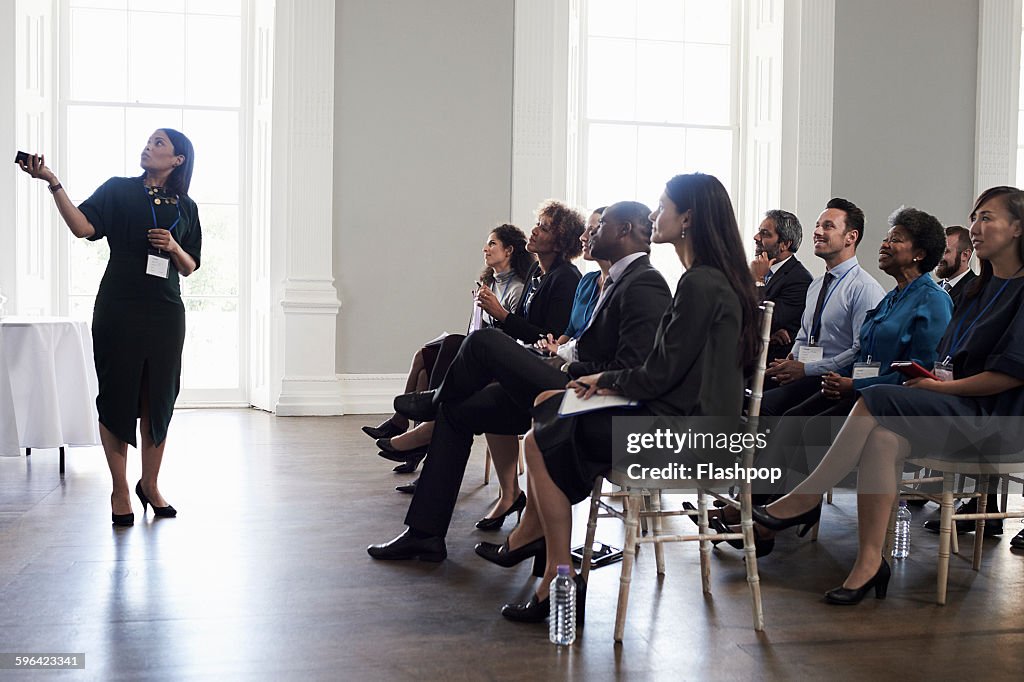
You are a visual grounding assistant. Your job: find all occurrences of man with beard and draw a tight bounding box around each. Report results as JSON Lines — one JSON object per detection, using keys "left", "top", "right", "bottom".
{"left": 750, "top": 209, "right": 813, "bottom": 361}
{"left": 934, "top": 225, "right": 976, "bottom": 309}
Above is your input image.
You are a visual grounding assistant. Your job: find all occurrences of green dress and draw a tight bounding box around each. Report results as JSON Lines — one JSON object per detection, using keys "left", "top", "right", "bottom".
{"left": 79, "top": 176, "right": 202, "bottom": 447}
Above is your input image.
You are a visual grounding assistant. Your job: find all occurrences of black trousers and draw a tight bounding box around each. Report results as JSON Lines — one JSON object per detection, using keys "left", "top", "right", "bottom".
{"left": 405, "top": 328, "right": 568, "bottom": 537}
{"left": 760, "top": 375, "right": 823, "bottom": 417}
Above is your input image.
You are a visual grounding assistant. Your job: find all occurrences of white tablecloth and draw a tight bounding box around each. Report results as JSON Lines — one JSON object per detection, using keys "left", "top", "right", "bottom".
{"left": 0, "top": 317, "right": 100, "bottom": 456}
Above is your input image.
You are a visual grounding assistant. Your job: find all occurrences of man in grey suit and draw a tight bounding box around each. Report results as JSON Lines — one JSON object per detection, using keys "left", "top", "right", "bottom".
{"left": 934, "top": 225, "right": 976, "bottom": 310}
{"left": 750, "top": 209, "right": 813, "bottom": 362}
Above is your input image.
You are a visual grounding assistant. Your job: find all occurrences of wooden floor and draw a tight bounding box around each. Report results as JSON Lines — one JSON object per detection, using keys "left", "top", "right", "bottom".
{"left": 1, "top": 409, "right": 1023, "bottom": 681}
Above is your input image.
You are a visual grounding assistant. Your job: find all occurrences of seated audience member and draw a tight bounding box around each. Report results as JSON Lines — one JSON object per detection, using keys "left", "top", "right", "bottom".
{"left": 935, "top": 224, "right": 976, "bottom": 309}
{"left": 753, "top": 186, "right": 1024, "bottom": 603}
{"left": 750, "top": 209, "right": 813, "bottom": 361}
{"left": 490, "top": 173, "right": 760, "bottom": 624}
{"left": 762, "top": 198, "right": 886, "bottom": 416}
{"left": 711, "top": 207, "right": 952, "bottom": 554}
{"left": 361, "top": 224, "right": 533, "bottom": 473}
{"left": 366, "top": 200, "right": 671, "bottom": 562}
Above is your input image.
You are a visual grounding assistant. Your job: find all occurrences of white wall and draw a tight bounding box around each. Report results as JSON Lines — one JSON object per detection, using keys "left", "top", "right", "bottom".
{"left": 830, "top": 0, "right": 978, "bottom": 284}
{"left": 332, "top": 0, "right": 515, "bottom": 374}
{"left": 0, "top": 1, "right": 17, "bottom": 312}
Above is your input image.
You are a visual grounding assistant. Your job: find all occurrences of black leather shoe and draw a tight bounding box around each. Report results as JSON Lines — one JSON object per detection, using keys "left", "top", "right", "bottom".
{"left": 501, "top": 594, "right": 550, "bottom": 622}
{"left": 824, "top": 559, "right": 891, "bottom": 605}
{"left": 111, "top": 512, "right": 135, "bottom": 527}
{"left": 923, "top": 499, "right": 1003, "bottom": 536}
{"left": 361, "top": 418, "right": 407, "bottom": 440}
{"left": 135, "top": 480, "right": 177, "bottom": 518}
{"left": 392, "top": 457, "right": 423, "bottom": 474}
{"left": 1011, "top": 528, "right": 1024, "bottom": 549}
{"left": 752, "top": 501, "right": 822, "bottom": 537}
{"left": 394, "top": 390, "right": 438, "bottom": 422}
{"left": 367, "top": 529, "right": 447, "bottom": 562}
{"left": 475, "top": 535, "right": 546, "bottom": 577}
{"left": 376, "top": 437, "right": 429, "bottom": 463}
{"left": 396, "top": 478, "right": 418, "bottom": 494}
{"left": 709, "top": 516, "right": 775, "bottom": 558}
{"left": 475, "top": 492, "right": 527, "bottom": 531}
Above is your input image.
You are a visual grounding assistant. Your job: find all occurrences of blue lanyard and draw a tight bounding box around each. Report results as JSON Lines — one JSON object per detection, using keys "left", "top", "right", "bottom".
{"left": 810, "top": 265, "right": 857, "bottom": 343}
{"left": 143, "top": 184, "right": 181, "bottom": 234}
{"left": 522, "top": 274, "right": 542, "bottom": 316}
{"left": 943, "top": 266, "right": 1024, "bottom": 362}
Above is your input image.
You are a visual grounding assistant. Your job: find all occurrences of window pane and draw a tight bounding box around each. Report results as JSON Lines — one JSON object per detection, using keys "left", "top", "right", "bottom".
{"left": 67, "top": 106, "right": 126, "bottom": 195}
{"left": 71, "top": 0, "right": 126, "bottom": 9}
{"left": 636, "top": 41, "right": 685, "bottom": 123}
{"left": 70, "top": 9, "right": 127, "bottom": 102}
{"left": 128, "top": 0, "right": 186, "bottom": 12}
{"left": 181, "top": 297, "right": 239, "bottom": 389}
{"left": 124, "top": 108, "right": 184, "bottom": 175}
{"left": 585, "top": 123, "right": 637, "bottom": 210}
{"left": 685, "top": 128, "right": 733, "bottom": 196}
{"left": 181, "top": 110, "right": 239, "bottom": 204}
{"left": 588, "top": 0, "right": 636, "bottom": 38}
{"left": 128, "top": 12, "right": 185, "bottom": 104}
{"left": 180, "top": 204, "right": 239, "bottom": 298}
{"left": 186, "top": 0, "right": 240, "bottom": 16}
{"left": 637, "top": 0, "right": 685, "bottom": 42}
{"left": 684, "top": 0, "right": 732, "bottom": 44}
{"left": 586, "top": 38, "right": 636, "bottom": 121}
{"left": 683, "top": 44, "right": 731, "bottom": 125}
{"left": 185, "top": 15, "right": 241, "bottom": 107}
{"left": 68, "top": 237, "right": 109, "bottom": 298}
{"left": 636, "top": 126, "right": 686, "bottom": 203}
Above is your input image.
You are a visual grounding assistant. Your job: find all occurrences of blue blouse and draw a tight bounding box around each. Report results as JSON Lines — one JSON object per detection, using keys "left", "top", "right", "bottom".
{"left": 852, "top": 274, "right": 953, "bottom": 390}
{"left": 564, "top": 271, "right": 602, "bottom": 339}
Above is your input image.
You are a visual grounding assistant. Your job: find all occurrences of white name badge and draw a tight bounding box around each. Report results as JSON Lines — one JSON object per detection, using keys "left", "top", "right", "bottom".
{"left": 146, "top": 253, "right": 170, "bottom": 279}
{"left": 798, "top": 346, "right": 824, "bottom": 363}
{"left": 933, "top": 363, "right": 954, "bottom": 382}
{"left": 852, "top": 361, "right": 881, "bottom": 379}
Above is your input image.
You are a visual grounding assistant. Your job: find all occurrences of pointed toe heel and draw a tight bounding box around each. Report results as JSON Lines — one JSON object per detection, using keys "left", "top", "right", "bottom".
{"left": 475, "top": 492, "right": 527, "bottom": 531}
{"left": 824, "top": 558, "right": 891, "bottom": 605}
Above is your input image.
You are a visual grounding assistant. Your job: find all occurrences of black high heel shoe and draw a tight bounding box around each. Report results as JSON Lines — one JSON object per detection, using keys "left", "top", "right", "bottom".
{"left": 376, "top": 437, "right": 429, "bottom": 463}
{"left": 475, "top": 535, "right": 546, "bottom": 577}
{"left": 361, "top": 417, "right": 408, "bottom": 440}
{"left": 500, "top": 573, "right": 587, "bottom": 625}
{"left": 708, "top": 516, "right": 775, "bottom": 558}
{"left": 392, "top": 454, "right": 425, "bottom": 474}
{"left": 475, "top": 491, "right": 527, "bottom": 531}
{"left": 824, "top": 558, "right": 891, "bottom": 605}
{"left": 751, "top": 501, "right": 821, "bottom": 537}
{"left": 111, "top": 512, "right": 134, "bottom": 527}
{"left": 135, "top": 480, "right": 177, "bottom": 518}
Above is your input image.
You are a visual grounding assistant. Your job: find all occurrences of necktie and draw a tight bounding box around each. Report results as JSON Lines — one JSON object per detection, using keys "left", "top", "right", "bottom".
{"left": 763, "top": 271, "right": 773, "bottom": 285}
{"left": 809, "top": 272, "right": 835, "bottom": 344}
{"left": 942, "top": 280, "right": 953, "bottom": 293}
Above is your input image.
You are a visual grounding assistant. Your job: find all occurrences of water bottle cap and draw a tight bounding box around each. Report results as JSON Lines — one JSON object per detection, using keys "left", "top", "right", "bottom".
{"left": 556, "top": 564, "right": 571, "bottom": 576}
{"left": 899, "top": 500, "right": 908, "bottom": 507}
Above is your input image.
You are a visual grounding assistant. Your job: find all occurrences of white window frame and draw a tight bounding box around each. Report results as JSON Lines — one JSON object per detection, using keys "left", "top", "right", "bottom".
{"left": 975, "top": 0, "right": 1022, "bottom": 193}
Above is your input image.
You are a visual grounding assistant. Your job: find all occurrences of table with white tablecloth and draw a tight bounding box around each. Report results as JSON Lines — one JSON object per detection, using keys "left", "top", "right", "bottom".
{"left": 0, "top": 317, "right": 101, "bottom": 462}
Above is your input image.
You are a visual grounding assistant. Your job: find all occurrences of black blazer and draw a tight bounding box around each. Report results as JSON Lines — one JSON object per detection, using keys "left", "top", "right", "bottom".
{"left": 498, "top": 260, "right": 581, "bottom": 343}
{"left": 567, "top": 255, "right": 672, "bottom": 378}
{"left": 947, "top": 270, "right": 977, "bottom": 311}
{"left": 760, "top": 256, "right": 812, "bottom": 361}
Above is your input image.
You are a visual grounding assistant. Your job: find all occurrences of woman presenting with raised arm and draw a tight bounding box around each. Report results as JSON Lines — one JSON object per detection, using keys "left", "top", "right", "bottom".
{"left": 18, "top": 129, "right": 202, "bottom": 526}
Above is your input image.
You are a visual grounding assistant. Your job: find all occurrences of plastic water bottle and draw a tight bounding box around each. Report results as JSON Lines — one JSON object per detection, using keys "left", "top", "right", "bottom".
{"left": 549, "top": 565, "right": 576, "bottom": 645}
{"left": 893, "top": 501, "right": 911, "bottom": 559}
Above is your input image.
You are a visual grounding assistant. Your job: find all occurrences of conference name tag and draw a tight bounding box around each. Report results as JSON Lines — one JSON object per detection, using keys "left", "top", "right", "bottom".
{"left": 933, "top": 362, "right": 954, "bottom": 382}
{"left": 797, "top": 346, "right": 824, "bottom": 363}
{"left": 146, "top": 253, "right": 170, "bottom": 279}
{"left": 851, "top": 361, "right": 881, "bottom": 379}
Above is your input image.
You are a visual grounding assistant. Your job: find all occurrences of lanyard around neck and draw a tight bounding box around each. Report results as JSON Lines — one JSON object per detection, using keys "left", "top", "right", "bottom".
{"left": 143, "top": 183, "right": 181, "bottom": 234}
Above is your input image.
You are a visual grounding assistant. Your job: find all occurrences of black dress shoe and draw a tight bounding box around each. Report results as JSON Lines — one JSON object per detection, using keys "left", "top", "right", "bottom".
{"left": 475, "top": 492, "right": 527, "bottom": 531}
{"left": 376, "top": 437, "right": 429, "bottom": 463}
{"left": 475, "top": 535, "right": 546, "bottom": 577}
{"left": 923, "top": 499, "right": 1003, "bottom": 536}
{"left": 111, "top": 512, "right": 135, "bottom": 527}
{"left": 752, "top": 502, "right": 822, "bottom": 537}
{"left": 501, "top": 594, "right": 550, "bottom": 622}
{"left": 135, "top": 480, "right": 177, "bottom": 518}
{"left": 1011, "top": 528, "right": 1024, "bottom": 549}
{"left": 708, "top": 516, "right": 775, "bottom": 558}
{"left": 394, "top": 390, "right": 439, "bottom": 422}
{"left": 824, "top": 558, "right": 891, "bottom": 605}
{"left": 367, "top": 529, "right": 447, "bottom": 562}
{"left": 392, "top": 458, "right": 422, "bottom": 474}
{"left": 361, "top": 418, "right": 408, "bottom": 440}
{"left": 396, "top": 478, "right": 418, "bottom": 494}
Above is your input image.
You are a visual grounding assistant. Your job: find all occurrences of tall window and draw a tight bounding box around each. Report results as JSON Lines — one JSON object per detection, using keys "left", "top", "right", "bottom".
{"left": 1018, "top": 7, "right": 1024, "bottom": 185}
{"left": 578, "top": 0, "right": 738, "bottom": 282}
{"left": 61, "top": 0, "right": 245, "bottom": 403}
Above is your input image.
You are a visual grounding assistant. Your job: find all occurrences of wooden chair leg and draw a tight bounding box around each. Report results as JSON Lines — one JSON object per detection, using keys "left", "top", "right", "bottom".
{"left": 697, "top": 490, "right": 711, "bottom": 594}
{"left": 972, "top": 476, "right": 990, "bottom": 571}
{"left": 937, "top": 473, "right": 955, "bottom": 605}
{"left": 614, "top": 490, "right": 642, "bottom": 642}
{"left": 639, "top": 493, "right": 649, "bottom": 537}
{"left": 651, "top": 489, "right": 665, "bottom": 576}
{"left": 517, "top": 447, "right": 525, "bottom": 475}
{"left": 483, "top": 447, "right": 491, "bottom": 485}
{"left": 739, "top": 482, "right": 765, "bottom": 631}
{"left": 581, "top": 477, "right": 603, "bottom": 584}
{"left": 810, "top": 494, "right": 822, "bottom": 541}
{"left": 826, "top": 488, "right": 833, "bottom": 505}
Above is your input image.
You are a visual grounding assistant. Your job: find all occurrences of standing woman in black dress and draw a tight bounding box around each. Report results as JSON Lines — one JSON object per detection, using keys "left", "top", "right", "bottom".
{"left": 18, "top": 129, "right": 202, "bottom": 526}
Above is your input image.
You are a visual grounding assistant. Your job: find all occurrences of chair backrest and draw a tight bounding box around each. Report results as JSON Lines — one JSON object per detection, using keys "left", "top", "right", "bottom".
{"left": 745, "top": 301, "right": 774, "bottom": 422}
